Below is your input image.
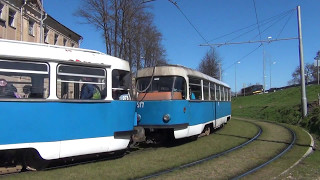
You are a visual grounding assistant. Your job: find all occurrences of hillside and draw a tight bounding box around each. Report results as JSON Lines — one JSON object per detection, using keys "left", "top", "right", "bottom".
{"left": 232, "top": 84, "right": 320, "bottom": 135}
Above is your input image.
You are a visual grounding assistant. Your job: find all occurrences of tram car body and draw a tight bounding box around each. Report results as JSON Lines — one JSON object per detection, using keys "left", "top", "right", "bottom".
{"left": 135, "top": 65, "right": 231, "bottom": 141}
{"left": 0, "top": 39, "right": 136, "bottom": 169}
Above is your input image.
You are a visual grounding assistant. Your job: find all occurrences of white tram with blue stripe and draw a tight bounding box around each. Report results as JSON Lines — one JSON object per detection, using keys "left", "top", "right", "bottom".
{"left": 0, "top": 39, "right": 136, "bottom": 169}
{"left": 135, "top": 65, "right": 231, "bottom": 142}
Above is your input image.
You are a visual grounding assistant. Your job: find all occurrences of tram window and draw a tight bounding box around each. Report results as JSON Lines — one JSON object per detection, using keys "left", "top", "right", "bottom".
{"left": 224, "top": 88, "right": 228, "bottom": 101}
{"left": 222, "top": 86, "right": 225, "bottom": 101}
{"left": 173, "top": 77, "right": 186, "bottom": 99}
{"left": 216, "top": 85, "right": 220, "bottom": 101}
{"left": 189, "top": 77, "right": 202, "bottom": 100}
{"left": 57, "top": 64, "right": 106, "bottom": 100}
{"left": 136, "top": 76, "right": 186, "bottom": 100}
{"left": 203, "top": 81, "right": 209, "bottom": 100}
{"left": 0, "top": 60, "right": 49, "bottom": 99}
{"left": 112, "top": 69, "right": 130, "bottom": 100}
{"left": 210, "top": 83, "right": 216, "bottom": 101}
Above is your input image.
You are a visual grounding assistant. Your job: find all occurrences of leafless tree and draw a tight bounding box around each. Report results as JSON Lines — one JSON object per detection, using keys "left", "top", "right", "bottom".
{"left": 75, "top": 0, "right": 167, "bottom": 72}
{"left": 288, "top": 63, "right": 317, "bottom": 85}
{"left": 198, "top": 48, "right": 222, "bottom": 79}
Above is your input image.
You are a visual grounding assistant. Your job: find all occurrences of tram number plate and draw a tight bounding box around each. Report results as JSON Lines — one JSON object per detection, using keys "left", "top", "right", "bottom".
{"left": 137, "top": 102, "right": 144, "bottom": 108}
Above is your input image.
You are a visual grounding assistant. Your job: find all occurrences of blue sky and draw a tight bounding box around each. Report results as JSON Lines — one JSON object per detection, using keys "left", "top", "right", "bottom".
{"left": 44, "top": 0, "right": 320, "bottom": 92}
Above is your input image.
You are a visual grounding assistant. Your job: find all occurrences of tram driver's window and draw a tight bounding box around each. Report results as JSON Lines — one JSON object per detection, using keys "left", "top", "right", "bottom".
{"left": 189, "top": 77, "right": 202, "bottom": 100}
{"left": 57, "top": 64, "right": 106, "bottom": 100}
{"left": 112, "top": 69, "right": 131, "bottom": 100}
{"left": 0, "top": 60, "right": 49, "bottom": 99}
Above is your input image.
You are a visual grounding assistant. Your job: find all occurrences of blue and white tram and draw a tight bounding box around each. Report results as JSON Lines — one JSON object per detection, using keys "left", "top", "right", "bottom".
{"left": 135, "top": 65, "right": 231, "bottom": 142}
{"left": 0, "top": 39, "right": 136, "bottom": 169}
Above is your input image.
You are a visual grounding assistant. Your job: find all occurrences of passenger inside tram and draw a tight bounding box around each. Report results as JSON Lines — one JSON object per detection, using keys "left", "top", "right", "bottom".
{"left": 0, "top": 79, "right": 20, "bottom": 98}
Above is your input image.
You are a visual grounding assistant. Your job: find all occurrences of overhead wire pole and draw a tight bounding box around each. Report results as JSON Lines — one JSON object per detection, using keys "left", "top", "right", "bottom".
{"left": 252, "top": 0, "right": 266, "bottom": 93}
{"left": 297, "top": 6, "right": 307, "bottom": 117}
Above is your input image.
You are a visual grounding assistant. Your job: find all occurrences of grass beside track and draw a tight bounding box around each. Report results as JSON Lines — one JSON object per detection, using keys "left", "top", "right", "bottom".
{"left": 4, "top": 120, "right": 258, "bottom": 180}
{"left": 279, "top": 134, "right": 320, "bottom": 179}
{"left": 156, "top": 119, "right": 296, "bottom": 180}
{"left": 244, "top": 123, "right": 311, "bottom": 180}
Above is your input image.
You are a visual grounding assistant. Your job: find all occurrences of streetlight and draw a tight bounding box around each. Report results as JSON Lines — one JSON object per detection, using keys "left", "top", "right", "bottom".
{"left": 235, "top": 61, "right": 240, "bottom": 97}
{"left": 270, "top": 61, "right": 276, "bottom": 90}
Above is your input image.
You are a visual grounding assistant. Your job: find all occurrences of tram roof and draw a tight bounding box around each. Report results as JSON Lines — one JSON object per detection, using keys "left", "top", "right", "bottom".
{"left": 137, "top": 65, "right": 230, "bottom": 88}
{"left": 0, "top": 39, "right": 129, "bottom": 71}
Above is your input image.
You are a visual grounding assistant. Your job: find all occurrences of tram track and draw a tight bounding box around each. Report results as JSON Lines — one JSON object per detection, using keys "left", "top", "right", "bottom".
{"left": 137, "top": 119, "right": 298, "bottom": 180}
{"left": 136, "top": 120, "right": 263, "bottom": 180}
{"left": 231, "top": 121, "right": 296, "bottom": 179}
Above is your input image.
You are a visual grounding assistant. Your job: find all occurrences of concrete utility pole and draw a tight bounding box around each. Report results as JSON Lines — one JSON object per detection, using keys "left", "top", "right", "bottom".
{"left": 235, "top": 61, "right": 240, "bottom": 97}
{"left": 315, "top": 54, "right": 320, "bottom": 85}
{"left": 297, "top": 6, "right": 308, "bottom": 117}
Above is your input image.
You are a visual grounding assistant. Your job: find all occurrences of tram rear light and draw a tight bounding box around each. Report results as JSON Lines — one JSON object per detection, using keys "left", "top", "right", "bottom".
{"left": 163, "top": 114, "right": 171, "bottom": 123}
{"left": 137, "top": 114, "right": 141, "bottom": 122}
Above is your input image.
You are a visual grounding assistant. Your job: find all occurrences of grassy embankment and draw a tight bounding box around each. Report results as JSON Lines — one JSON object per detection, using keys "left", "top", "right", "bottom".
{"left": 232, "top": 84, "right": 320, "bottom": 136}
{"left": 232, "top": 84, "right": 320, "bottom": 179}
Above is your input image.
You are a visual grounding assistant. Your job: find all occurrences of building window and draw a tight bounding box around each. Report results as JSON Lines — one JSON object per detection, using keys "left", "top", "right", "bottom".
{"left": 28, "top": 20, "right": 34, "bottom": 36}
{"left": 54, "top": 34, "right": 58, "bottom": 45}
{"left": 44, "top": 28, "right": 49, "bottom": 43}
{"left": 8, "top": 9, "right": 16, "bottom": 27}
{"left": 0, "top": 4, "right": 4, "bottom": 20}
{"left": 63, "top": 38, "right": 67, "bottom": 46}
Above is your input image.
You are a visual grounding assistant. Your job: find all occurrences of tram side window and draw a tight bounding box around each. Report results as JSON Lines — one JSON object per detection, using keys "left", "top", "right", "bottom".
{"left": 57, "top": 64, "right": 106, "bottom": 100}
{"left": 189, "top": 77, "right": 202, "bottom": 100}
{"left": 224, "top": 88, "right": 229, "bottom": 101}
{"left": 203, "top": 81, "right": 210, "bottom": 100}
{"left": 210, "top": 83, "right": 216, "bottom": 101}
{"left": 222, "top": 86, "right": 225, "bottom": 101}
{"left": 0, "top": 60, "right": 49, "bottom": 99}
{"left": 112, "top": 69, "right": 131, "bottom": 100}
{"left": 216, "top": 85, "right": 221, "bottom": 101}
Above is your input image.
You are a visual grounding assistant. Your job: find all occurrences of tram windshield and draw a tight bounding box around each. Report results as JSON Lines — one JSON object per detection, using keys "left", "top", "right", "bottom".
{"left": 136, "top": 76, "right": 186, "bottom": 100}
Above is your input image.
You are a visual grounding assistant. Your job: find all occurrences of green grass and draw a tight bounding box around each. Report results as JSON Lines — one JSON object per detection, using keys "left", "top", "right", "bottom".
{"left": 4, "top": 120, "right": 258, "bottom": 180}
{"left": 232, "top": 84, "right": 320, "bottom": 129}
{"left": 156, "top": 120, "right": 296, "bottom": 180}
{"left": 232, "top": 84, "right": 320, "bottom": 179}
{"left": 279, "top": 135, "right": 320, "bottom": 179}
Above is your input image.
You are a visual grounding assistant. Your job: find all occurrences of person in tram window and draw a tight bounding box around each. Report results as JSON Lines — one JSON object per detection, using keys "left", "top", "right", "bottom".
{"left": 0, "top": 79, "right": 20, "bottom": 98}
{"left": 80, "top": 77, "right": 101, "bottom": 100}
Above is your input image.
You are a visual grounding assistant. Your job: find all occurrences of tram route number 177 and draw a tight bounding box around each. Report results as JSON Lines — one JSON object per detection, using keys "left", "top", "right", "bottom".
{"left": 137, "top": 102, "right": 144, "bottom": 108}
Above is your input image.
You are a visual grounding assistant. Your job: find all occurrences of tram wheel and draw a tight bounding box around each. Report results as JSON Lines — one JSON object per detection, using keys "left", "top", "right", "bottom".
{"left": 204, "top": 125, "right": 211, "bottom": 136}
{"left": 23, "top": 149, "right": 49, "bottom": 171}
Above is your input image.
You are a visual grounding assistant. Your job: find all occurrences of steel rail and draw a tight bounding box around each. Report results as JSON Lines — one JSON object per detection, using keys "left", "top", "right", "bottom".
{"left": 231, "top": 122, "right": 296, "bottom": 180}
{"left": 136, "top": 121, "right": 263, "bottom": 180}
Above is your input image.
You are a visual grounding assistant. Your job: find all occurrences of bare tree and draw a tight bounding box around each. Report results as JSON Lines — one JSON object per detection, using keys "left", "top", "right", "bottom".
{"left": 75, "top": 0, "right": 167, "bottom": 72}
{"left": 198, "top": 48, "right": 222, "bottom": 79}
{"left": 288, "top": 63, "right": 317, "bottom": 85}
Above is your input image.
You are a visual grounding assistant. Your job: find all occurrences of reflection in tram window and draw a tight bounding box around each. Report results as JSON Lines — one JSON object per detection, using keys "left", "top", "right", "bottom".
{"left": 112, "top": 69, "right": 131, "bottom": 100}
{"left": 136, "top": 76, "right": 186, "bottom": 100}
{"left": 0, "top": 60, "right": 49, "bottom": 99}
{"left": 57, "top": 64, "right": 106, "bottom": 100}
{"left": 189, "top": 77, "right": 202, "bottom": 100}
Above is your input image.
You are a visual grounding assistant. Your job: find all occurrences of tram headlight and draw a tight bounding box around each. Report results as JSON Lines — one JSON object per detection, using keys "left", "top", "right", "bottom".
{"left": 163, "top": 114, "right": 171, "bottom": 123}
{"left": 137, "top": 114, "right": 141, "bottom": 122}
